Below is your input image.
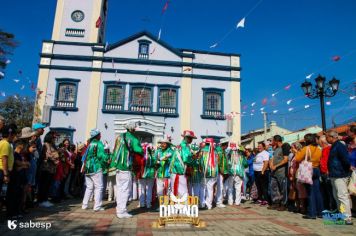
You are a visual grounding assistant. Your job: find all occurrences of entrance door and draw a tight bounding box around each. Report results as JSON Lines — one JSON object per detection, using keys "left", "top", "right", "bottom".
{"left": 134, "top": 131, "right": 154, "bottom": 143}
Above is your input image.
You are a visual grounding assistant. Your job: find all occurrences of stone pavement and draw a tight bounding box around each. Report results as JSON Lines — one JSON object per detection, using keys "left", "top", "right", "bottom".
{"left": 1, "top": 199, "right": 355, "bottom": 236}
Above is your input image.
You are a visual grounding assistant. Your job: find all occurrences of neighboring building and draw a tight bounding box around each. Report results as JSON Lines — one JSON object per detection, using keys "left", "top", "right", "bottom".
{"left": 34, "top": 0, "right": 242, "bottom": 146}
{"left": 283, "top": 125, "right": 322, "bottom": 144}
{"left": 241, "top": 121, "right": 291, "bottom": 148}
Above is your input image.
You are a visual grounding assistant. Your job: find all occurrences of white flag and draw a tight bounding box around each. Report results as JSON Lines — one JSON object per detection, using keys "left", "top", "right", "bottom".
{"left": 251, "top": 102, "right": 256, "bottom": 107}
{"left": 260, "top": 107, "right": 265, "bottom": 111}
{"left": 304, "top": 105, "right": 310, "bottom": 109}
{"left": 272, "top": 92, "right": 278, "bottom": 97}
{"left": 210, "top": 43, "right": 218, "bottom": 48}
{"left": 326, "top": 101, "right": 331, "bottom": 105}
{"left": 158, "top": 29, "right": 162, "bottom": 40}
{"left": 236, "top": 17, "right": 245, "bottom": 28}
{"left": 273, "top": 110, "right": 278, "bottom": 114}
{"left": 288, "top": 108, "right": 294, "bottom": 112}
{"left": 350, "top": 96, "right": 355, "bottom": 100}
{"left": 1, "top": 91, "right": 5, "bottom": 97}
{"left": 0, "top": 71, "right": 4, "bottom": 77}
{"left": 20, "top": 85, "right": 25, "bottom": 90}
{"left": 5, "top": 59, "right": 11, "bottom": 64}
{"left": 13, "top": 79, "right": 20, "bottom": 83}
{"left": 306, "top": 73, "right": 313, "bottom": 79}
{"left": 287, "top": 99, "right": 292, "bottom": 105}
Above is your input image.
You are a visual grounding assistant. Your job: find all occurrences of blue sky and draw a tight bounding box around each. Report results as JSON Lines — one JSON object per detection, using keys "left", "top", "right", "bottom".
{"left": 0, "top": 0, "right": 355, "bottom": 133}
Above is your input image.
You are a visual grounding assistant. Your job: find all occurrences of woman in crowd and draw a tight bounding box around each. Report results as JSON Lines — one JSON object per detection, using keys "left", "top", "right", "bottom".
{"left": 243, "top": 146, "right": 255, "bottom": 200}
{"left": 253, "top": 142, "right": 270, "bottom": 205}
{"left": 293, "top": 133, "right": 323, "bottom": 219}
{"left": 38, "top": 131, "right": 59, "bottom": 208}
{"left": 24, "top": 140, "right": 38, "bottom": 211}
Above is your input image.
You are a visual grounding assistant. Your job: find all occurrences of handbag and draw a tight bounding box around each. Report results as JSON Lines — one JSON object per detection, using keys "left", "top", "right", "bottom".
{"left": 296, "top": 147, "right": 313, "bottom": 185}
{"left": 348, "top": 170, "right": 356, "bottom": 196}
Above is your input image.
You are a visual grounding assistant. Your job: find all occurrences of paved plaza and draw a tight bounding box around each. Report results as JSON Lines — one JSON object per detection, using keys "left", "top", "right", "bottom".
{"left": 1, "top": 199, "right": 355, "bottom": 236}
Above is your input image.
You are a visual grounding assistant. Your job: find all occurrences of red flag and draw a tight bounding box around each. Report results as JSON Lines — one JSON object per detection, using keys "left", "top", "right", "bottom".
{"left": 162, "top": 1, "right": 169, "bottom": 14}
{"left": 96, "top": 16, "right": 102, "bottom": 28}
{"left": 243, "top": 105, "right": 248, "bottom": 110}
{"left": 262, "top": 98, "right": 268, "bottom": 105}
{"left": 332, "top": 55, "right": 341, "bottom": 61}
{"left": 284, "top": 84, "right": 291, "bottom": 90}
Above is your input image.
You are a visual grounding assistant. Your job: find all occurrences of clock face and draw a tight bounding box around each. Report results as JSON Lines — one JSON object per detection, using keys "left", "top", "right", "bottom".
{"left": 71, "top": 10, "right": 84, "bottom": 22}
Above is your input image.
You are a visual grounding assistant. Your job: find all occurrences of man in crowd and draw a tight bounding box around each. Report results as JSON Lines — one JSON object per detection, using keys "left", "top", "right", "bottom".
{"left": 170, "top": 130, "right": 197, "bottom": 197}
{"left": 326, "top": 130, "right": 353, "bottom": 225}
{"left": 215, "top": 138, "right": 229, "bottom": 208}
{"left": 268, "top": 135, "right": 290, "bottom": 211}
{"left": 112, "top": 122, "right": 143, "bottom": 218}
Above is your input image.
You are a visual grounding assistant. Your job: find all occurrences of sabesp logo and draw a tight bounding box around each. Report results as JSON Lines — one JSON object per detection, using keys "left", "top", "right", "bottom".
{"left": 8, "top": 220, "right": 17, "bottom": 230}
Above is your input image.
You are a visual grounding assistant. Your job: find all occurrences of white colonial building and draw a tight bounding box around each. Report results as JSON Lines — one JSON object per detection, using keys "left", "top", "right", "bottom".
{"left": 35, "top": 0, "right": 242, "bottom": 147}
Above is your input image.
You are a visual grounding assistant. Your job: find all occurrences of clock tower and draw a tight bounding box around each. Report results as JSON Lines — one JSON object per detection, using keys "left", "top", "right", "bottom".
{"left": 51, "top": 0, "right": 108, "bottom": 43}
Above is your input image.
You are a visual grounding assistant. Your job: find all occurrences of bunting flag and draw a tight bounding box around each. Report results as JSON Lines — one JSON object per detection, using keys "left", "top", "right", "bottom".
{"left": 350, "top": 96, "right": 356, "bottom": 100}
{"left": 262, "top": 98, "right": 268, "bottom": 105}
{"left": 251, "top": 109, "right": 255, "bottom": 112}
{"left": 5, "top": 59, "right": 11, "bottom": 64}
{"left": 13, "top": 79, "right": 20, "bottom": 83}
{"left": 287, "top": 99, "right": 292, "bottom": 105}
{"left": 158, "top": 28, "right": 162, "bottom": 40}
{"left": 284, "top": 84, "right": 291, "bottom": 90}
{"left": 272, "top": 92, "right": 278, "bottom": 97}
{"left": 251, "top": 102, "right": 256, "bottom": 107}
{"left": 288, "top": 108, "right": 294, "bottom": 112}
{"left": 332, "top": 55, "right": 341, "bottom": 61}
{"left": 20, "top": 85, "right": 25, "bottom": 90}
{"left": 236, "top": 17, "right": 245, "bottom": 28}
{"left": 273, "top": 110, "right": 278, "bottom": 114}
{"left": 1, "top": 92, "right": 5, "bottom": 97}
{"left": 243, "top": 105, "right": 248, "bottom": 110}
{"left": 304, "top": 105, "right": 310, "bottom": 109}
{"left": 0, "top": 71, "right": 5, "bottom": 78}
{"left": 96, "top": 16, "right": 102, "bottom": 28}
{"left": 326, "top": 101, "right": 331, "bottom": 105}
{"left": 162, "top": 0, "right": 169, "bottom": 14}
{"left": 260, "top": 107, "right": 265, "bottom": 111}
{"left": 210, "top": 43, "right": 218, "bottom": 49}
{"left": 250, "top": 113, "right": 254, "bottom": 116}
{"left": 306, "top": 73, "right": 313, "bottom": 79}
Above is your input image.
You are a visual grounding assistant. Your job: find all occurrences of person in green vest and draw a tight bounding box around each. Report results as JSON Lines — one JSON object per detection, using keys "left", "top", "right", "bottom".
{"left": 112, "top": 122, "right": 143, "bottom": 219}
{"left": 155, "top": 137, "right": 174, "bottom": 200}
{"left": 170, "top": 130, "right": 198, "bottom": 197}
{"left": 81, "top": 129, "right": 109, "bottom": 212}
{"left": 107, "top": 142, "right": 117, "bottom": 202}
{"left": 199, "top": 138, "right": 219, "bottom": 210}
{"left": 215, "top": 138, "right": 229, "bottom": 208}
{"left": 226, "top": 142, "right": 248, "bottom": 206}
{"left": 187, "top": 142, "right": 203, "bottom": 205}
{"left": 138, "top": 143, "right": 155, "bottom": 209}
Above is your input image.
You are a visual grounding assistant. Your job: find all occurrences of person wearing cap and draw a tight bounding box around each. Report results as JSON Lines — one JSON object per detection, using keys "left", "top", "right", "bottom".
{"left": 226, "top": 142, "right": 248, "bottom": 206}
{"left": 81, "top": 129, "right": 109, "bottom": 212}
{"left": 112, "top": 122, "right": 143, "bottom": 218}
{"left": 32, "top": 123, "right": 46, "bottom": 156}
{"left": 243, "top": 145, "right": 255, "bottom": 200}
{"left": 215, "top": 137, "right": 229, "bottom": 208}
{"left": 199, "top": 138, "right": 219, "bottom": 210}
{"left": 155, "top": 137, "right": 174, "bottom": 201}
{"left": 170, "top": 130, "right": 198, "bottom": 197}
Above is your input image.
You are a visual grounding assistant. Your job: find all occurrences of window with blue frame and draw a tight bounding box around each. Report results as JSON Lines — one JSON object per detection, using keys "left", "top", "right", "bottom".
{"left": 130, "top": 86, "right": 152, "bottom": 112}
{"left": 138, "top": 40, "right": 151, "bottom": 59}
{"left": 158, "top": 88, "right": 178, "bottom": 114}
{"left": 54, "top": 79, "right": 80, "bottom": 110}
{"left": 202, "top": 88, "right": 224, "bottom": 118}
{"left": 50, "top": 128, "right": 75, "bottom": 146}
{"left": 104, "top": 85, "right": 125, "bottom": 111}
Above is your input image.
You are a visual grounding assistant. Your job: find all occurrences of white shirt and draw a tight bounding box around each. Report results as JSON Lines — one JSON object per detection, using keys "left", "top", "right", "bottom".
{"left": 253, "top": 150, "right": 269, "bottom": 172}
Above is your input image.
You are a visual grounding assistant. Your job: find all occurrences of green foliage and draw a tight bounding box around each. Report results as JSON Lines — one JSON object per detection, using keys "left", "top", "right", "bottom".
{"left": 0, "top": 29, "right": 18, "bottom": 73}
{"left": 0, "top": 95, "right": 34, "bottom": 130}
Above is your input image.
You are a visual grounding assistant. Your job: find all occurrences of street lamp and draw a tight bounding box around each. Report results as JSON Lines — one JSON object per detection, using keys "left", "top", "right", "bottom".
{"left": 301, "top": 75, "right": 340, "bottom": 131}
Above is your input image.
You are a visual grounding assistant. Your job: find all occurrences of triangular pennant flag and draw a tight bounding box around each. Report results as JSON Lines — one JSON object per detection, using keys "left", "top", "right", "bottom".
{"left": 236, "top": 17, "right": 245, "bottom": 28}
{"left": 96, "top": 16, "right": 102, "bottom": 28}
{"left": 20, "top": 85, "right": 25, "bottom": 90}
{"left": 262, "top": 98, "right": 268, "bottom": 105}
{"left": 304, "top": 105, "right": 310, "bottom": 109}
{"left": 210, "top": 43, "right": 218, "bottom": 49}
{"left": 284, "top": 84, "right": 291, "bottom": 90}
{"left": 306, "top": 73, "right": 313, "bottom": 79}
{"left": 273, "top": 110, "right": 278, "bottom": 114}
{"left": 287, "top": 99, "right": 292, "bottom": 105}
{"left": 0, "top": 71, "right": 5, "bottom": 77}
{"left": 5, "top": 59, "right": 11, "bottom": 64}
{"left": 260, "top": 107, "right": 265, "bottom": 111}
{"left": 326, "top": 101, "right": 331, "bottom": 105}
{"left": 162, "top": 1, "right": 169, "bottom": 14}
{"left": 272, "top": 92, "right": 278, "bottom": 97}
{"left": 350, "top": 96, "right": 356, "bottom": 100}
{"left": 288, "top": 108, "right": 294, "bottom": 112}
{"left": 158, "top": 28, "right": 162, "bottom": 40}
{"left": 13, "top": 79, "right": 20, "bottom": 83}
{"left": 251, "top": 102, "right": 256, "bottom": 107}
{"left": 332, "top": 55, "right": 341, "bottom": 62}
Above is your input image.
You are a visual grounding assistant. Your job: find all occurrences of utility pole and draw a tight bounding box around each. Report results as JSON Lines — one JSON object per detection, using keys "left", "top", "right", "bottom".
{"left": 263, "top": 112, "right": 267, "bottom": 143}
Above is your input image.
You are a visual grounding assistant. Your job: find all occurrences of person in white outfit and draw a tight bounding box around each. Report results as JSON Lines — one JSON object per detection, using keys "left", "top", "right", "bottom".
{"left": 112, "top": 122, "right": 143, "bottom": 218}
{"left": 215, "top": 138, "right": 230, "bottom": 208}
{"left": 81, "top": 129, "right": 109, "bottom": 211}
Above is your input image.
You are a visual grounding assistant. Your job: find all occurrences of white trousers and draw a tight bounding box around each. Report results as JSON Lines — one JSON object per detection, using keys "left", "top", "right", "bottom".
{"left": 138, "top": 178, "right": 154, "bottom": 207}
{"left": 116, "top": 170, "right": 132, "bottom": 214}
{"left": 203, "top": 177, "right": 217, "bottom": 208}
{"left": 82, "top": 171, "right": 103, "bottom": 211}
{"left": 216, "top": 173, "right": 228, "bottom": 204}
{"left": 170, "top": 173, "right": 188, "bottom": 197}
{"left": 330, "top": 177, "right": 352, "bottom": 218}
{"left": 157, "top": 178, "right": 170, "bottom": 198}
{"left": 107, "top": 174, "right": 117, "bottom": 200}
{"left": 228, "top": 175, "right": 243, "bottom": 205}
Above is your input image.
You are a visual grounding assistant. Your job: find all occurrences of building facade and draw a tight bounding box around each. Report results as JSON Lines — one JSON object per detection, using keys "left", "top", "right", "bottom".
{"left": 35, "top": 0, "right": 242, "bottom": 146}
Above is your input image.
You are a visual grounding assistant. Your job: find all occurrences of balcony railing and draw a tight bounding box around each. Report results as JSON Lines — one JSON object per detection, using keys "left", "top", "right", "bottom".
{"left": 204, "top": 110, "right": 222, "bottom": 116}
{"left": 105, "top": 104, "right": 123, "bottom": 111}
{"left": 158, "top": 107, "right": 176, "bottom": 114}
{"left": 130, "top": 105, "right": 151, "bottom": 112}
{"left": 55, "top": 100, "right": 75, "bottom": 108}
{"left": 138, "top": 53, "right": 149, "bottom": 60}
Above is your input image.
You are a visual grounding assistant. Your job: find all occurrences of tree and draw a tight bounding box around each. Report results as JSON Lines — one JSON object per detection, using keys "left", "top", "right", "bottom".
{"left": 0, "top": 29, "right": 18, "bottom": 78}
{"left": 0, "top": 95, "right": 34, "bottom": 130}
